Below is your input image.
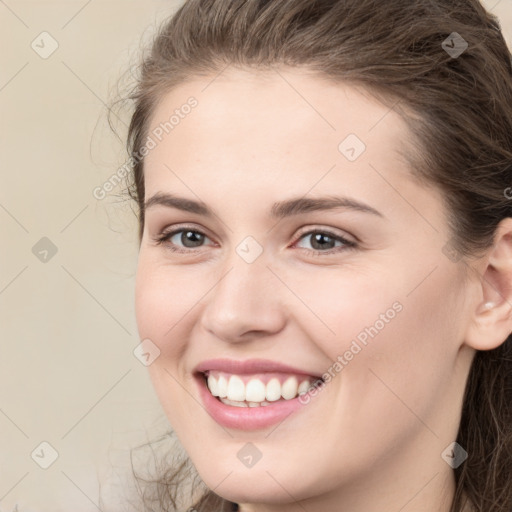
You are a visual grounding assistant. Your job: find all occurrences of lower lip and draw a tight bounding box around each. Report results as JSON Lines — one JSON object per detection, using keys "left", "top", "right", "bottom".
{"left": 195, "top": 374, "right": 307, "bottom": 430}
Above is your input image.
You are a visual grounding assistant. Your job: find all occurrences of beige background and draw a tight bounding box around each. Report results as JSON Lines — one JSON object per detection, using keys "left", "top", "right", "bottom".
{"left": 1, "top": 1, "right": 511, "bottom": 510}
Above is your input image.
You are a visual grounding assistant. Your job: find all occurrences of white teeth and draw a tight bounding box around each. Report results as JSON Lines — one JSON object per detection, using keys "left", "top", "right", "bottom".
{"left": 227, "top": 375, "right": 245, "bottom": 401}
{"left": 207, "top": 374, "right": 219, "bottom": 396}
{"left": 266, "top": 378, "right": 282, "bottom": 402}
{"left": 246, "top": 378, "right": 267, "bottom": 402}
{"left": 281, "top": 376, "right": 299, "bottom": 399}
{"left": 220, "top": 397, "right": 273, "bottom": 407}
{"left": 206, "top": 373, "right": 313, "bottom": 404}
{"left": 220, "top": 397, "right": 249, "bottom": 407}
{"left": 298, "top": 379, "right": 310, "bottom": 394}
{"left": 217, "top": 375, "right": 228, "bottom": 398}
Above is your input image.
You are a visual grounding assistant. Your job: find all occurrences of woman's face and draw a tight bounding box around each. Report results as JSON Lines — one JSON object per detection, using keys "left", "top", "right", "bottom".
{"left": 135, "top": 68, "right": 475, "bottom": 510}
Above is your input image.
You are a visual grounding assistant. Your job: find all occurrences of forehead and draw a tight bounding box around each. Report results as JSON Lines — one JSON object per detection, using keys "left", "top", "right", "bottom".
{"left": 141, "top": 68, "right": 448, "bottom": 232}
{"left": 144, "top": 68, "right": 412, "bottom": 185}
{"left": 149, "top": 69, "right": 405, "bottom": 139}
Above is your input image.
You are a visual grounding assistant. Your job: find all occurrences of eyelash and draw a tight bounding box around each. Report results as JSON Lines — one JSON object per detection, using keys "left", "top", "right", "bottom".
{"left": 153, "top": 225, "right": 357, "bottom": 256}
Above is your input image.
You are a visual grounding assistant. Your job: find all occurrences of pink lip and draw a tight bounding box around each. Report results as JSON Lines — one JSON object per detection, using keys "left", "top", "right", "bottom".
{"left": 194, "top": 373, "right": 309, "bottom": 430}
{"left": 193, "top": 358, "right": 323, "bottom": 378}
{"left": 193, "top": 358, "right": 324, "bottom": 430}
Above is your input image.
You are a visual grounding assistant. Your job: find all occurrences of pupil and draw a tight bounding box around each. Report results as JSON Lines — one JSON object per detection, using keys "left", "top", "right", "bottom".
{"left": 183, "top": 231, "right": 204, "bottom": 247}
{"left": 312, "top": 233, "right": 334, "bottom": 250}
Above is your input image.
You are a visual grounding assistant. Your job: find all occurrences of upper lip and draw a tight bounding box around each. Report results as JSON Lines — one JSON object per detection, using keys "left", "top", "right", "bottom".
{"left": 193, "top": 358, "right": 324, "bottom": 379}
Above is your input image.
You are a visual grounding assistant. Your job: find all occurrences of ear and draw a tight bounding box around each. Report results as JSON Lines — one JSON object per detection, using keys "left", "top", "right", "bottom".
{"left": 464, "top": 217, "right": 512, "bottom": 351}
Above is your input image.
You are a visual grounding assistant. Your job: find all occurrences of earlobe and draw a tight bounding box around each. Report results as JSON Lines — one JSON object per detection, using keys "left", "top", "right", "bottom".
{"left": 475, "top": 301, "right": 496, "bottom": 314}
{"left": 464, "top": 218, "right": 512, "bottom": 351}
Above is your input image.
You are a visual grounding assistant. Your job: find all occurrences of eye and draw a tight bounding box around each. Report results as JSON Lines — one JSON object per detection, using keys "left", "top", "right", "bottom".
{"left": 292, "top": 229, "right": 356, "bottom": 255}
{"left": 153, "top": 225, "right": 357, "bottom": 256}
{"left": 154, "top": 226, "right": 214, "bottom": 253}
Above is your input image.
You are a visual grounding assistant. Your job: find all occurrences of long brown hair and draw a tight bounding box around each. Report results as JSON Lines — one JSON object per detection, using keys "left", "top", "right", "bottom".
{"left": 115, "top": 1, "right": 512, "bottom": 510}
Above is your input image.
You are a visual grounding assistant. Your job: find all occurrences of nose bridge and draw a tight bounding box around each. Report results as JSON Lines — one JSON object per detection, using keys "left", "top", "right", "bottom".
{"left": 200, "top": 246, "right": 285, "bottom": 342}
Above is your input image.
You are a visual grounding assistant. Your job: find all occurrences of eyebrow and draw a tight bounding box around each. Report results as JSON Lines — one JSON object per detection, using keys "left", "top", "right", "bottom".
{"left": 144, "top": 192, "right": 384, "bottom": 219}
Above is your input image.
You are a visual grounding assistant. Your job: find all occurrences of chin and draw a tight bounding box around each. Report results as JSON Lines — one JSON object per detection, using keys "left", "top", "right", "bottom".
{"left": 196, "top": 461, "right": 324, "bottom": 506}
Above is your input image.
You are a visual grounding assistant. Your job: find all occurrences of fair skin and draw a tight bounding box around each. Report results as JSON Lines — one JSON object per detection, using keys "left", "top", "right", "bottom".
{"left": 134, "top": 67, "right": 512, "bottom": 512}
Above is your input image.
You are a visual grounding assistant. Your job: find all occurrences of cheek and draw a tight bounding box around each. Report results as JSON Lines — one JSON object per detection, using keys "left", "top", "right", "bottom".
{"left": 134, "top": 257, "right": 200, "bottom": 354}
{"left": 134, "top": 257, "right": 204, "bottom": 427}
{"left": 283, "top": 265, "right": 404, "bottom": 359}
{"left": 293, "top": 263, "right": 460, "bottom": 423}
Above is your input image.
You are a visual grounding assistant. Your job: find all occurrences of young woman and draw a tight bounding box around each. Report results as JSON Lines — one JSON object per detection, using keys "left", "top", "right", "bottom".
{"left": 119, "top": 0, "right": 512, "bottom": 510}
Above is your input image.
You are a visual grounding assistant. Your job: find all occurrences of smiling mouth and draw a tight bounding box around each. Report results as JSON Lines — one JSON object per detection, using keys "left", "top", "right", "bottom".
{"left": 201, "top": 370, "right": 324, "bottom": 408}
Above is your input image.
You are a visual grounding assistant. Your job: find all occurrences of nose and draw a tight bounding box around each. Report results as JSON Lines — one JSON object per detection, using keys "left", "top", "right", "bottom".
{"left": 199, "top": 252, "right": 287, "bottom": 344}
